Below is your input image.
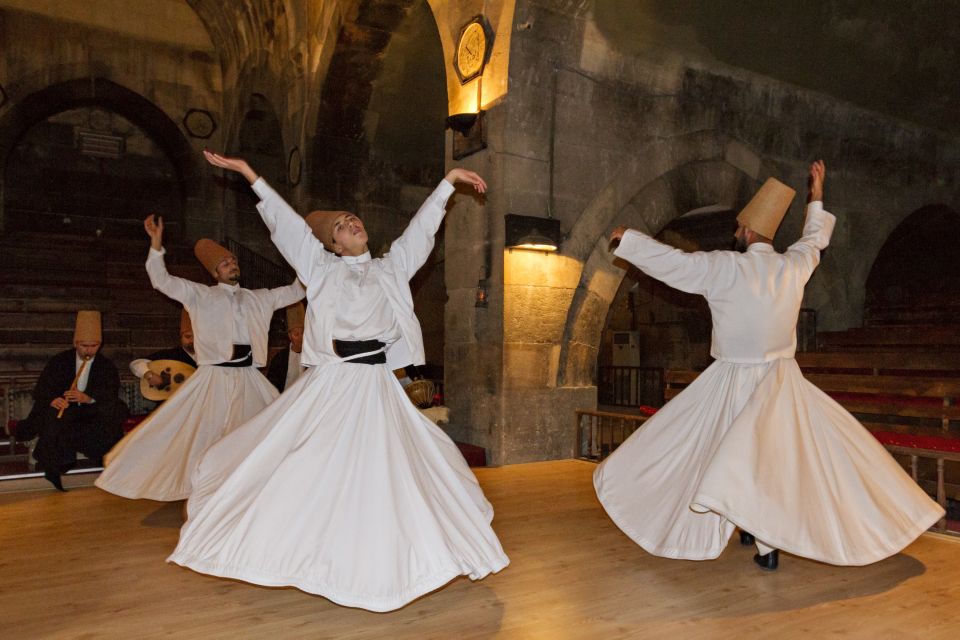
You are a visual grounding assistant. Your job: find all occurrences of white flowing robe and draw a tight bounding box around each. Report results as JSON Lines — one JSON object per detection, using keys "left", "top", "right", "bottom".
{"left": 168, "top": 179, "right": 509, "bottom": 612}
{"left": 594, "top": 202, "right": 944, "bottom": 565}
{"left": 95, "top": 252, "right": 304, "bottom": 501}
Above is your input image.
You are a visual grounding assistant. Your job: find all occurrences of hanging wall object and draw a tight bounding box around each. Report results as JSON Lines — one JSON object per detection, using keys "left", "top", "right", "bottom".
{"left": 183, "top": 108, "right": 217, "bottom": 139}
{"left": 454, "top": 16, "right": 493, "bottom": 84}
{"left": 288, "top": 146, "right": 302, "bottom": 186}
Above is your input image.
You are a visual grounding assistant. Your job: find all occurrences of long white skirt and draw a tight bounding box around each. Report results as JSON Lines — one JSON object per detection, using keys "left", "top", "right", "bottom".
{"left": 594, "top": 358, "right": 944, "bottom": 565}
{"left": 167, "top": 361, "right": 509, "bottom": 612}
{"left": 96, "top": 366, "right": 279, "bottom": 501}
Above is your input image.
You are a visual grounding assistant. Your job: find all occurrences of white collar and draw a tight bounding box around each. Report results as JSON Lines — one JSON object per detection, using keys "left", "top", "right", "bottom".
{"left": 342, "top": 251, "right": 372, "bottom": 265}
{"left": 747, "top": 243, "right": 775, "bottom": 253}
{"left": 218, "top": 282, "right": 241, "bottom": 293}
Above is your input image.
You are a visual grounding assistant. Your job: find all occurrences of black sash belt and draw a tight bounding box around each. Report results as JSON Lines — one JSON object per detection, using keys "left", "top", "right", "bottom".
{"left": 333, "top": 339, "right": 386, "bottom": 365}
{"left": 215, "top": 344, "right": 253, "bottom": 368}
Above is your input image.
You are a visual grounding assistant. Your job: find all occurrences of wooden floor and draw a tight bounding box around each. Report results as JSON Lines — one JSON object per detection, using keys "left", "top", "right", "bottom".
{"left": 2, "top": 460, "right": 959, "bottom": 639}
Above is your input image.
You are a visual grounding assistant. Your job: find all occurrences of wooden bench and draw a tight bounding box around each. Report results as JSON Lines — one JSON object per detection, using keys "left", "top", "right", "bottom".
{"left": 817, "top": 324, "right": 960, "bottom": 352}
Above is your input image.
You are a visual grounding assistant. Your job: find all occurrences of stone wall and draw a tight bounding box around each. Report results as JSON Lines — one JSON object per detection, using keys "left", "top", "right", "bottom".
{"left": 439, "top": 0, "right": 960, "bottom": 464}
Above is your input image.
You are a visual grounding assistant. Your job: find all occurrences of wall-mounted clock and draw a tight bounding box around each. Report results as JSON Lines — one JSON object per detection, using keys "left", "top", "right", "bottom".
{"left": 454, "top": 16, "right": 492, "bottom": 84}
{"left": 183, "top": 108, "right": 217, "bottom": 139}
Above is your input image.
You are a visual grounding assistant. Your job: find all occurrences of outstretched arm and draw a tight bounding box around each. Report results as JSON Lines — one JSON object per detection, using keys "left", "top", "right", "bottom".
{"left": 611, "top": 226, "right": 720, "bottom": 296}
{"left": 391, "top": 169, "right": 487, "bottom": 278}
{"left": 790, "top": 159, "right": 835, "bottom": 276}
{"left": 143, "top": 214, "right": 203, "bottom": 306}
{"left": 203, "top": 150, "right": 327, "bottom": 282}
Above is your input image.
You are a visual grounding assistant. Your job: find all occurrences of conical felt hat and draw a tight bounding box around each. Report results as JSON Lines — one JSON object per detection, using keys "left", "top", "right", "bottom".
{"left": 285, "top": 302, "right": 305, "bottom": 331}
{"left": 74, "top": 310, "right": 102, "bottom": 342}
{"left": 194, "top": 239, "right": 234, "bottom": 276}
{"left": 736, "top": 178, "right": 796, "bottom": 239}
{"left": 305, "top": 210, "right": 351, "bottom": 252}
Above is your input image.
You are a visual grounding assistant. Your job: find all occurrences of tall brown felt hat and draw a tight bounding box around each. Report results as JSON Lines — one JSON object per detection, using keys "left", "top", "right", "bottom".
{"left": 305, "top": 210, "right": 351, "bottom": 252}
{"left": 194, "top": 239, "right": 234, "bottom": 276}
{"left": 74, "top": 310, "right": 102, "bottom": 343}
{"left": 736, "top": 178, "right": 796, "bottom": 239}
{"left": 179, "top": 308, "right": 192, "bottom": 336}
{"left": 285, "top": 302, "right": 305, "bottom": 331}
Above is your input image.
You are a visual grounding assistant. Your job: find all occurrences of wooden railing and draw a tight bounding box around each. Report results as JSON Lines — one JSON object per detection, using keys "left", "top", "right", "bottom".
{"left": 597, "top": 366, "right": 663, "bottom": 408}
{"left": 576, "top": 409, "right": 651, "bottom": 461}
{"left": 226, "top": 237, "right": 294, "bottom": 290}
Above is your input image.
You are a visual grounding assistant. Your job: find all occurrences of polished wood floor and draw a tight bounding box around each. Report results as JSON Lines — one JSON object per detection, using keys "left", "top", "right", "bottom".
{"left": 2, "top": 460, "right": 958, "bottom": 639}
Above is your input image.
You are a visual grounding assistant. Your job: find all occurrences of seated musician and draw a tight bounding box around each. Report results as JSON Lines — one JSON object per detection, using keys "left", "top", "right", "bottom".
{"left": 265, "top": 302, "right": 305, "bottom": 392}
{"left": 130, "top": 309, "right": 198, "bottom": 398}
{"left": 16, "top": 311, "right": 127, "bottom": 491}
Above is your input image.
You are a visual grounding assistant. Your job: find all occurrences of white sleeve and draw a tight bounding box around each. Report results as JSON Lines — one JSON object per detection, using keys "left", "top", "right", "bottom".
{"left": 252, "top": 178, "right": 332, "bottom": 283}
{"left": 785, "top": 201, "right": 837, "bottom": 278}
{"left": 614, "top": 230, "right": 720, "bottom": 296}
{"left": 145, "top": 247, "right": 204, "bottom": 306}
{"left": 130, "top": 359, "right": 151, "bottom": 378}
{"left": 388, "top": 180, "right": 456, "bottom": 279}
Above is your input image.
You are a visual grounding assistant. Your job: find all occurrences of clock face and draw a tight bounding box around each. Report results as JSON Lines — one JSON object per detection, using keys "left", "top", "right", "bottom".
{"left": 456, "top": 21, "right": 487, "bottom": 82}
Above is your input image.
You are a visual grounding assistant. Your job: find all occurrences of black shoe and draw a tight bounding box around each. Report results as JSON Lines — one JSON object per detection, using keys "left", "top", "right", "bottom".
{"left": 44, "top": 470, "right": 67, "bottom": 492}
{"left": 739, "top": 531, "right": 755, "bottom": 546}
{"left": 753, "top": 550, "right": 779, "bottom": 571}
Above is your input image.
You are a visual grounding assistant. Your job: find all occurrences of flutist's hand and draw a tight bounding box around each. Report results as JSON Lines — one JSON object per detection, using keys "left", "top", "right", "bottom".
{"left": 144, "top": 371, "right": 163, "bottom": 387}
{"left": 63, "top": 389, "right": 92, "bottom": 404}
{"left": 50, "top": 397, "right": 69, "bottom": 411}
{"left": 145, "top": 214, "right": 164, "bottom": 251}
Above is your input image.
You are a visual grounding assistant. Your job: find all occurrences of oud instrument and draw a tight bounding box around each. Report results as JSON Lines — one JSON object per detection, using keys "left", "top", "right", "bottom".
{"left": 57, "top": 355, "right": 91, "bottom": 419}
{"left": 139, "top": 359, "right": 197, "bottom": 401}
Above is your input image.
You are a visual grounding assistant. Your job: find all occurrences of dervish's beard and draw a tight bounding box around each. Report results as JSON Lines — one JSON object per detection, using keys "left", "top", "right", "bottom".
{"left": 184, "top": 344, "right": 195, "bottom": 355}
{"left": 734, "top": 236, "right": 748, "bottom": 252}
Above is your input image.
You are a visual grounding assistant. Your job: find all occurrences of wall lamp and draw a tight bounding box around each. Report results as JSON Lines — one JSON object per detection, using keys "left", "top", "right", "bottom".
{"left": 447, "top": 110, "right": 486, "bottom": 160}
{"left": 505, "top": 214, "right": 561, "bottom": 252}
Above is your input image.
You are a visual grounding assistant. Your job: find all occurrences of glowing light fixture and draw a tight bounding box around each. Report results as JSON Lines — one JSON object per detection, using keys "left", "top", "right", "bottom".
{"left": 505, "top": 214, "right": 561, "bottom": 252}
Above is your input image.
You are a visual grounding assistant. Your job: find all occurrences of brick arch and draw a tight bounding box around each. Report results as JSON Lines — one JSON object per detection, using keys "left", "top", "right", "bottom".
{"left": 0, "top": 77, "right": 202, "bottom": 231}
{"left": 557, "top": 131, "right": 769, "bottom": 388}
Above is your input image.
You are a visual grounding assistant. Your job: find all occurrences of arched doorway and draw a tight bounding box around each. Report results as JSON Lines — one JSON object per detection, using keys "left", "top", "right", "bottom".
{"left": 311, "top": 0, "right": 448, "bottom": 367}
{"left": 4, "top": 106, "right": 181, "bottom": 238}
{"left": 0, "top": 78, "right": 200, "bottom": 237}
{"left": 865, "top": 205, "right": 960, "bottom": 325}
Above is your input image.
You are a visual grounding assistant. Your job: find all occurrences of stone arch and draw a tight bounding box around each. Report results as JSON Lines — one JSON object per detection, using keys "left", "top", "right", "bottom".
{"left": 0, "top": 78, "right": 202, "bottom": 233}
{"left": 557, "top": 131, "right": 771, "bottom": 387}
{"left": 864, "top": 204, "right": 960, "bottom": 325}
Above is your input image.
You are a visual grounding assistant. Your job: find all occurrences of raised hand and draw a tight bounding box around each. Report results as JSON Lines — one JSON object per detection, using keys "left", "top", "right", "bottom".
{"left": 203, "top": 150, "right": 259, "bottom": 184}
{"left": 609, "top": 225, "right": 628, "bottom": 250}
{"left": 144, "top": 214, "right": 164, "bottom": 250}
{"left": 808, "top": 159, "right": 825, "bottom": 203}
{"left": 445, "top": 168, "right": 488, "bottom": 194}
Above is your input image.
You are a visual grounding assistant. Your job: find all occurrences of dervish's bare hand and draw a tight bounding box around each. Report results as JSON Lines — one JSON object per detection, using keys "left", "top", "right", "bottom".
{"left": 203, "top": 150, "right": 259, "bottom": 185}
{"left": 609, "top": 225, "right": 628, "bottom": 250}
{"left": 445, "top": 168, "right": 487, "bottom": 194}
{"left": 144, "top": 214, "right": 164, "bottom": 250}
{"left": 808, "top": 159, "right": 825, "bottom": 203}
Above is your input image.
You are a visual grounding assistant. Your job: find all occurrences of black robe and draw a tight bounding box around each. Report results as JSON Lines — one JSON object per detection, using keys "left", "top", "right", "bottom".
{"left": 144, "top": 346, "right": 197, "bottom": 369}
{"left": 17, "top": 349, "right": 128, "bottom": 473}
{"left": 265, "top": 347, "right": 291, "bottom": 392}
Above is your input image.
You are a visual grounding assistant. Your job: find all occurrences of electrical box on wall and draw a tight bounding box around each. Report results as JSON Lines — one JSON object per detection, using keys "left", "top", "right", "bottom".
{"left": 611, "top": 331, "right": 640, "bottom": 367}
